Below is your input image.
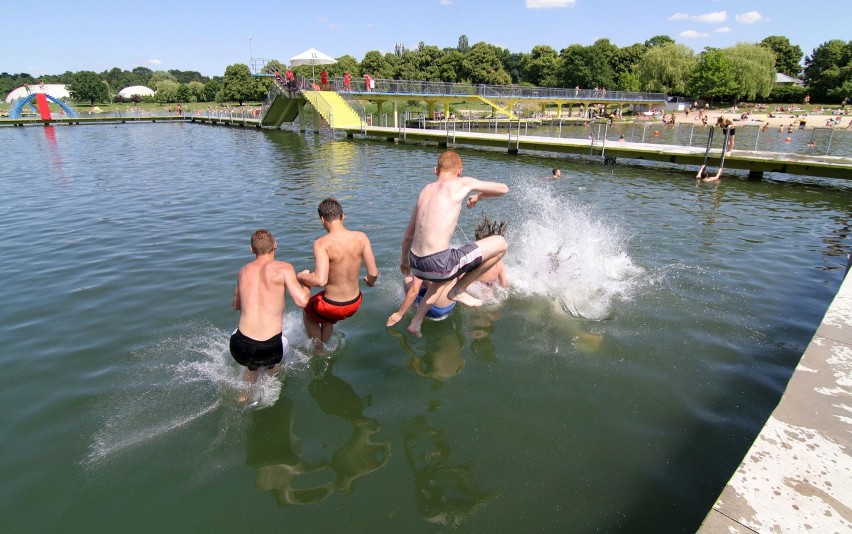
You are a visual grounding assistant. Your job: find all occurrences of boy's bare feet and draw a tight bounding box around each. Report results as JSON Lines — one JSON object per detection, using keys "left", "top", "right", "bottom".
{"left": 448, "top": 289, "right": 482, "bottom": 307}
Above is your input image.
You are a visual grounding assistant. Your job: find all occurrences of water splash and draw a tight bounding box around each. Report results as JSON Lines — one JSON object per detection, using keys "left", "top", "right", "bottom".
{"left": 83, "top": 313, "right": 316, "bottom": 467}
{"left": 501, "top": 183, "right": 644, "bottom": 320}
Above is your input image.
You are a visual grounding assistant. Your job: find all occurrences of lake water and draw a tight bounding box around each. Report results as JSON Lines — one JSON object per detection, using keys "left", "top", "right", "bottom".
{"left": 0, "top": 123, "right": 849, "bottom": 532}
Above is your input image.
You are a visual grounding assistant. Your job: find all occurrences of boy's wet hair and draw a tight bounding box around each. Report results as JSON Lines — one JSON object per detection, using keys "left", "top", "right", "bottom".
{"left": 318, "top": 197, "right": 344, "bottom": 221}
{"left": 251, "top": 229, "right": 275, "bottom": 255}
{"left": 475, "top": 212, "right": 507, "bottom": 240}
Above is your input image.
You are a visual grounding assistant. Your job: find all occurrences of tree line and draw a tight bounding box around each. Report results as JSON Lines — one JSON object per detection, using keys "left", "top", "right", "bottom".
{"left": 3, "top": 35, "right": 850, "bottom": 106}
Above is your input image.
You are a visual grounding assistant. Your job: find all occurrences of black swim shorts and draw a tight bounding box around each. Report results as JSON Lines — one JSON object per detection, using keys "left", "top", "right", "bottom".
{"left": 229, "top": 329, "right": 287, "bottom": 370}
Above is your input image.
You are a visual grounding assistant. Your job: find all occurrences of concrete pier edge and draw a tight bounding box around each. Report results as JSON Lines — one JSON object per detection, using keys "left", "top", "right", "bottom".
{"left": 697, "top": 257, "right": 852, "bottom": 533}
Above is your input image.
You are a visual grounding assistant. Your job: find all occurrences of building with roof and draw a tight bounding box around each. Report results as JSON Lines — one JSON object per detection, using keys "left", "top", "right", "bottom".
{"left": 775, "top": 72, "right": 804, "bottom": 86}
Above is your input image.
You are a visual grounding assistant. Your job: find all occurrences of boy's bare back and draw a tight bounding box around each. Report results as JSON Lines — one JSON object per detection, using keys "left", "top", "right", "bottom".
{"left": 313, "top": 229, "right": 375, "bottom": 302}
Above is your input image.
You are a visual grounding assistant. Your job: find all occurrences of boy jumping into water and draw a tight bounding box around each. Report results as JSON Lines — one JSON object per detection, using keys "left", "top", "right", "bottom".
{"left": 231, "top": 230, "right": 309, "bottom": 388}
{"left": 401, "top": 150, "right": 509, "bottom": 337}
{"left": 298, "top": 198, "right": 379, "bottom": 346}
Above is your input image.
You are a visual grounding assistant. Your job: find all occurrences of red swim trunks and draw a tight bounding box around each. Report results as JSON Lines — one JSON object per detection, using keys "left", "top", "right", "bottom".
{"left": 305, "top": 291, "right": 362, "bottom": 324}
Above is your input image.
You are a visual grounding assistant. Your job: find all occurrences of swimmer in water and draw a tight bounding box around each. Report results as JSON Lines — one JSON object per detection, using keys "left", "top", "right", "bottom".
{"left": 695, "top": 163, "right": 724, "bottom": 182}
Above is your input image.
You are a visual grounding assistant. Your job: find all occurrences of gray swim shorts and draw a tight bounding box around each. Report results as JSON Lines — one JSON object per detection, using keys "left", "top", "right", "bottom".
{"left": 409, "top": 244, "right": 482, "bottom": 281}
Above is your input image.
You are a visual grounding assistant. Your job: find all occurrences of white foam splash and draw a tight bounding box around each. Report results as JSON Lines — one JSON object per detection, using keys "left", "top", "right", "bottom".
{"left": 501, "top": 183, "right": 644, "bottom": 320}
{"left": 84, "top": 313, "right": 315, "bottom": 467}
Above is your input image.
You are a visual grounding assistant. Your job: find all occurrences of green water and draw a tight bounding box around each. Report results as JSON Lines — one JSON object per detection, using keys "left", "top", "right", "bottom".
{"left": 0, "top": 123, "right": 849, "bottom": 532}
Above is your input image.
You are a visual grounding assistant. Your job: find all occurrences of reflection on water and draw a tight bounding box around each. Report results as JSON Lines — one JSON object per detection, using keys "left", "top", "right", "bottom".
{"left": 390, "top": 314, "right": 467, "bottom": 382}
{"left": 249, "top": 359, "right": 390, "bottom": 506}
{"left": 405, "top": 414, "right": 497, "bottom": 527}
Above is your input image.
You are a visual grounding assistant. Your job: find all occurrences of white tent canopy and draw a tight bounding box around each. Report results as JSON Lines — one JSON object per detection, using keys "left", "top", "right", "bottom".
{"left": 289, "top": 48, "right": 337, "bottom": 81}
{"left": 118, "top": 85, "right": 155, "bottom": 98}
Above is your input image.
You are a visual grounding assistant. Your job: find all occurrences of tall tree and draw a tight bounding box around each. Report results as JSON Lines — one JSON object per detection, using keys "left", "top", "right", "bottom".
{"left": 524, "top": 45, "right": 560, "bottom": 87}
{"left": 803, "top": 40, "right": 852, "bottom": 101}
{"left": 221, "top": 64, "right": 256, "bottom": 105}
{"left": 645, "top": 35, "right": 675, "bottom": 48}
{"left": 759, "top": 36, "right": 803, "bottom": 77}
{"left": 457, "top": 34, "right": 470, "bottom": 54}
{"left": 558, "top": 42, "right": 616, "bottom": 89}
{"left": 612, "top": 43, "right": 648, "bottom": 89}
{"left": 688, "top": 48, "right": 737, "bottom": 101}
{"left": 360, "top": 50, "right": 392, "bottom": 79}
{"left": 634, "top": 42, "right": 695, "bottom": 94}
{"left": 68, "top": 70, "right": 109, "bottom": 105}
{"left": 461, "top": 42, "right": 511, "bottom": 85}
{"left": 723, "top": 42, "right": 776, "bottom": 102}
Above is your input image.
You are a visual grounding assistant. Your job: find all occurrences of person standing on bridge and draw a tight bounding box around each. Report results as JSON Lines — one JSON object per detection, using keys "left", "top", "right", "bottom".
{"left": 320, "top": 69, "right": 328, "bottom": 90}
{"left": 344, "top": 71, "right": 351, "bottom": 91}
{"left": 716, "top": 116, "right": 735, "bottom": 153}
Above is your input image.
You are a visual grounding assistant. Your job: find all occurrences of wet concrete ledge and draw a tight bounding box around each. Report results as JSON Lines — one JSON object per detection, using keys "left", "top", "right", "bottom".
{"left": 698, "top": 260, "right": 852, "bottom": 533}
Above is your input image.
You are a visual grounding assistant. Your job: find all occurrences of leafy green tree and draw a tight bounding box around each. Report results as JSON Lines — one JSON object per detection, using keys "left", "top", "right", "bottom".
{"left": 635, "top": 42, "right": 695, "bottom": 94}
{"left": 558, "top": 41, "right": 616, "bottom": 89}
{"left": 688, "top": 48, "right": 737, "bottom": 101}
{"left": 130, "top": 67, "right": 153, "bottom": 87}
{"left": 723, "top": 42, "right": 776, "bottom": 102}
{"left": 457, "top": 34, "right": 470, "bottom": 54}
{"left": 153, "top": 80, "right": 179, "bottom": 103}
{"left": 462, "top": 42, "right": 511, "bottom": 85}
{"left": 360, "top": 50, "right": 391, "bottom": 79}
{"left": 524, "top": 45, "right": 560, "bottom": 87}
{"left": 759, "top": 36, "right": 803, "bottom": 77}
{"left": 612, "top": 43, "right": 648, "bottom": 87}
{"left": 176, "top": 83, "right": 191, "bottom": 103}
{"left": 436, "top": 50, "right": 464, "bottom": 82}
{"left": 203, "top": 79, "right": 221, "bottom": 102}
{"left": 68, "top": 70, "right": 110, "bottom": 105}
{"left": 645, "top": 35, "right": 675, "bottom": 48}
{"left": 617, "top": 71, "right": 641, "bottom": 92}
{"left": 327, "top": 55, "right": 359, "bottom": 78}
{"left": 149, "top": 70, "right": 177, "bottom": 87}
{"left": 803, "top": 40, "right": 852, "bottom": 102}
{"left": 187, "top": 81, "right": 205, "bottom": 101}
{"left": 222, "top": 63, "right": 256, "bottom": 105}
{"left": 501, "top": 52, "right": 527, "bottom": 84}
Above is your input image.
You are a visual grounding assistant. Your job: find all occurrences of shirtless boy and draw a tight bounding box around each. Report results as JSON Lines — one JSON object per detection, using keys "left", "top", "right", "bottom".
{"left": 401, "top": 150, "right": 509, "bottom": 337}
{"left": 231, "top": 229, "right": 310, "bottom": 385}
{"left": 298, "top": 198, "right": 379, "bottom": 345}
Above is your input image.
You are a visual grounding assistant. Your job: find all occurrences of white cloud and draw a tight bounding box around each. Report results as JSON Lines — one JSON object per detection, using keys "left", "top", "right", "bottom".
{"left": 680, "top": 30, "right": 708, "bottom": 38}
{"left": 525, "top": 0, "right": 576, "bottom": 8}
{"left": 439, "top": 0, "right": 453, "bottom": 5}
{"left": 736, "top": 11, "right": 767, "bottom": 24}
{"left": 696, "top": 10, "right": 727, "bottom": 23}
{"left": 714, "top": 26, "right": 731, "bottom": 33}
{"left": 147, "top": 59, "right": 162, "bottom": 65}
{"left": 668, "top": 10, "right": 727, "bottom": 24}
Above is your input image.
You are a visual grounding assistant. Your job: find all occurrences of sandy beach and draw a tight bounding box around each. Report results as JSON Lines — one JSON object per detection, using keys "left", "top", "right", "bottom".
{"left": 669, "top": 107, "right": 852, "bottom": 131}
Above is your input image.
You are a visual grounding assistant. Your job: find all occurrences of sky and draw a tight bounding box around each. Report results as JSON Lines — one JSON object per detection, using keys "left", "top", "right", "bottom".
{"left": 2, "top": 0, "right": 844, "bottom": 78}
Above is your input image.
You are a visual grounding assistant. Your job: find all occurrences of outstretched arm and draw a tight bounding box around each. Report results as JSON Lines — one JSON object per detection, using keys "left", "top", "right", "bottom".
{"left": 387, "top": 276, "right": 423, "bottom": 327}
{"left": 297, "top": 241, "right": 329, "bottom": 288}
{"left": 465, "top": 178, "right": 509, "bottom": 209}
{"left": 283, "top": 264, "right": 310, "bottom": 308}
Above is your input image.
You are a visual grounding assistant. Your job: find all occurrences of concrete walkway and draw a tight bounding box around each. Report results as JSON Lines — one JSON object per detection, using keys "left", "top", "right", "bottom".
{"left": 698, "top": 263, "right": 852, "bottom": 533}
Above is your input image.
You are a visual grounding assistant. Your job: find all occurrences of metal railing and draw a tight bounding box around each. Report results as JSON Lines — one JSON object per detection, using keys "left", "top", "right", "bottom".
{"left": 329, "top": 78, "right": 666, "bottom": 102}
